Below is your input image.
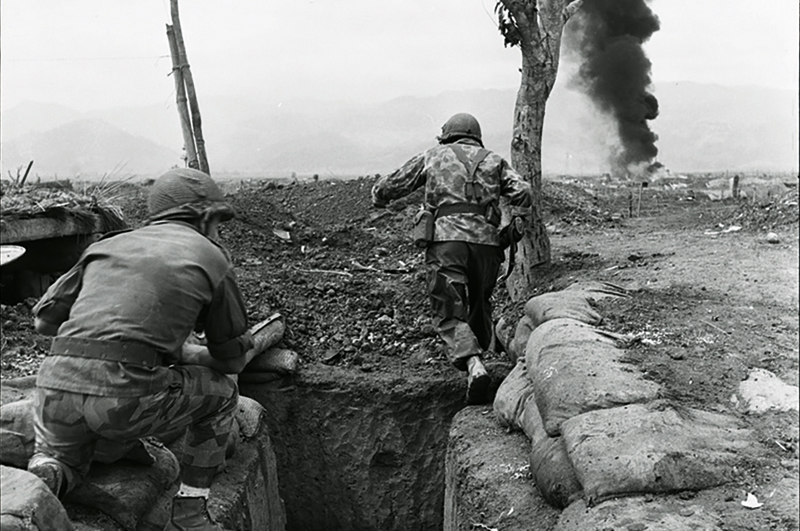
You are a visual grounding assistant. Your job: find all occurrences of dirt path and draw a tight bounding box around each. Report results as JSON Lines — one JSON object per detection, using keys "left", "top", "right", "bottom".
{"left": 552, "top": 218, "right": 799, "bottom": 309}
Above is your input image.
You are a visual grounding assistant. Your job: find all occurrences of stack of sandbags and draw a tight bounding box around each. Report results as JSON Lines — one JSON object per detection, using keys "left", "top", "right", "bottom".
{"left": 526, "top": 317, "right": 660, "bottom": 436}
{"left": 492, "top": 281, "right": 763, "bottom": 517}
{"left": 499, "top": 280, "right": 629, "bottom": 364}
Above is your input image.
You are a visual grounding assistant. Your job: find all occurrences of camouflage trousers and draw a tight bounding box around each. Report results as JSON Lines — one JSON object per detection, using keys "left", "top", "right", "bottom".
{"left": 32, "top": 364, "right": 238, "bottom": 489}
{"left": 425, "top": 241, "right": 504, "bottom": 371}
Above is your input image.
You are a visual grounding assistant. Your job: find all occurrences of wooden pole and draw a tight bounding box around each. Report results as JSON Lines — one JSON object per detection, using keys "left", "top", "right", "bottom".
{"left": 166, "top": 25, "right": 198, "bottom": 169}
{"left": 170, "top": 0, "right": 209, "bottom": 175}
{"left": 637, "top": 182, "right": 644, "bottom": 217}
{"left": 20, "top": 160, "right": 34, "bottom": 186}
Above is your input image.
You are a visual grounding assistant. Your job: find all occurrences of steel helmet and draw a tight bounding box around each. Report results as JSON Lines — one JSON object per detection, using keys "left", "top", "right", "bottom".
{"left": 438, "top": 113, "right": 483, "bottom": 145}
{"left": 147, "top": 168, "right": 236, "bottom": 222}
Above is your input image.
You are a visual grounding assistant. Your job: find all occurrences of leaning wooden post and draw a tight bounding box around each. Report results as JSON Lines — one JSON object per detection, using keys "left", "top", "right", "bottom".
{"left": 170, "top": 0, "right": 209, "bottom": 175}
{"left": 166, "top": 25, "right": 198, "bottom": 169}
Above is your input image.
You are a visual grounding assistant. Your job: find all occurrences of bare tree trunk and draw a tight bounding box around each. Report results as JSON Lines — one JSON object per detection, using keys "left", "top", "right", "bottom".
{"left": 498, "top": 0, "right": 583, "bottom": 301}
{"left": 166, "top": 25, "right": 198, "bottom": 170}
{"left": 170, "top": 0, "right": 209, "bottom": 175}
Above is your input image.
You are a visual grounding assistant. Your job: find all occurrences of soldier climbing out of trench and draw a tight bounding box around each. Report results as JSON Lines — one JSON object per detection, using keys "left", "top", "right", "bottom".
{"left": 27, "top": 168, "right": 253, "bottom": 531}
{"left": 371, "top": 113, "right": 532, "bottom": 404}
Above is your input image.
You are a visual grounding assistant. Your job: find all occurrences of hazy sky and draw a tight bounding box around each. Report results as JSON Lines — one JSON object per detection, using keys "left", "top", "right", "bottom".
{"left": 1, "top": 0, "right": 798, "bottom": 112}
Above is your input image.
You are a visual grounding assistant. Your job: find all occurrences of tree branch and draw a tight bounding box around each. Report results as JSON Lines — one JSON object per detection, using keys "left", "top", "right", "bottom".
{"left": 563, "top": 0, "right": 584, "bottom": 22}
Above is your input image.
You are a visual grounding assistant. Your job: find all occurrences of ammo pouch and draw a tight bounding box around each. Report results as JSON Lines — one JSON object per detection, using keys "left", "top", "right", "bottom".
{"left": 412, "top": 208, "right": 435, "bottom": 248}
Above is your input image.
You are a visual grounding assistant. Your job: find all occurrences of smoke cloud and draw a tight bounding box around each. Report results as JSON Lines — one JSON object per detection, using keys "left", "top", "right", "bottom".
{"left": 564, "top": 0, "right": 660, "bottom": 175}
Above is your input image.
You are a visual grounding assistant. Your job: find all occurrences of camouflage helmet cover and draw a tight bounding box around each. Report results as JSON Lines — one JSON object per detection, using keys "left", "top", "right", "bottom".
{"left": 438, "top": 113, "right": 483, "bottom": 145}
{"left": 147, "top": 168, "right": 236, "bottom": 222}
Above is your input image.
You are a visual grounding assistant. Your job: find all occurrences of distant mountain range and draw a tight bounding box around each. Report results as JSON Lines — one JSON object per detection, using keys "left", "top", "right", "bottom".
{"left": 2, "top": 82, "right": 797, "bottom": 181}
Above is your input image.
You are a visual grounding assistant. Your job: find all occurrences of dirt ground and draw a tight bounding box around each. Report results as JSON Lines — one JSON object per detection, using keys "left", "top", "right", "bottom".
{"left": 1, "top": 174, "right": 798, "bottom": 529}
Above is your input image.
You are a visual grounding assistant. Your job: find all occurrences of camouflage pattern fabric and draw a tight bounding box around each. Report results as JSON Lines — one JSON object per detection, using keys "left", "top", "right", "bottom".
{"left": 371, "top": 138, "right": 532, "bottom": 246}
{"left": 426, "top": 241, "right": 503, "bottom": 370}
{"left": 31, "top": 365, "right": 237, "bottom": 489}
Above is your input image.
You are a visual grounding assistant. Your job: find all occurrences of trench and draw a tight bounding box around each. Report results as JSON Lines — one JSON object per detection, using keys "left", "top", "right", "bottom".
{"left": 243, "top": 362, "right": 480, "bottom": 531}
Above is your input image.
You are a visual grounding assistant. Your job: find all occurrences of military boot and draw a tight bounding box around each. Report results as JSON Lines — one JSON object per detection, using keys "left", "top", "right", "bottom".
{"left": 28, "top": 454, "right": 67, "bottom": 498}
{"left": 165, "top": 497, "right": 225, "bottom": 531}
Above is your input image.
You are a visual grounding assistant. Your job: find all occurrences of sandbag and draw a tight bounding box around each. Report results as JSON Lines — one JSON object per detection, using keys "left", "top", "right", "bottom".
{"left": 529, "top": 435, "right": 583, "bottom": 509}
{"left": 507, "top": 315, "right": 534, "bottom": 365}
{"left": 243, "top": 347, "right": 299, "bottom": 375}
{"left": 555, "top": 496, "right": 723, "bottom": 531}
{"left": 533, "top": 341, "right": 661, "bottom": 436}
{"left": 519, "top": 394, "right": 547, "bottom": 443}
{"left": 492, "top": 360, "right": 535, "bottom": 432}
{"left": 561, "top": 400, "right": 757, "bottom": 503}
{"left": 249, "top": 314, "right": 286, "bottom": 355}
{"left": 524, "top": 318, "right": 618, "bottom": 377}
{"left": 523, "top": 291, "right": 603, "bottom": 328}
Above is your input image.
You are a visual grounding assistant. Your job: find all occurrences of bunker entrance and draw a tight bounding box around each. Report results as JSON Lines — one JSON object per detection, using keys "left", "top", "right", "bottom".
{"left": 247, "top": 363, "right": 467, "bottom": 531}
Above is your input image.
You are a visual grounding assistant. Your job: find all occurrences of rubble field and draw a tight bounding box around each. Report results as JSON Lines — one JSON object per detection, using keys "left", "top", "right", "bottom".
{"left": 1, "top": 174, "right": 797, "bottom": 530}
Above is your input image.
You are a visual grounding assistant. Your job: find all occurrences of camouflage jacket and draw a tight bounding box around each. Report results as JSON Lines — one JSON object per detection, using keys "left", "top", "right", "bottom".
{"left": 371, "top": 138, "right": 532, "bottom": 246}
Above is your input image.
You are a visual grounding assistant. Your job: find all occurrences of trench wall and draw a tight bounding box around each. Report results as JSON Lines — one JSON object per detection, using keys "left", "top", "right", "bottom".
{"left": 246, "top": 363, "right": 508, "bottom": 531}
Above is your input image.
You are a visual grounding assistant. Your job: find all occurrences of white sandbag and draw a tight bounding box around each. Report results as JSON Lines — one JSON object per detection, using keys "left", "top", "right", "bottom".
{"left": 561, "top": 400, "right": 757, "bottom": 503}
{"left": 507, "top": 315, "right": 534, "bottom": 365}
{"left": 533, "top": 341, "right": 661, "bottom": 436}
{"left": 493, "top": 360, "right": 535, "bottom": 432}
{"left": 524, "top": 318, "right": 618, "bottom": 377}
{"left": 555, "top": 496, "right": 722, "bottom": 531}
{"left": 529, "top": 435, "right": 583, "bottom": 510}
{"left": 524, "top": 291, "right": 602, "bottom": 328}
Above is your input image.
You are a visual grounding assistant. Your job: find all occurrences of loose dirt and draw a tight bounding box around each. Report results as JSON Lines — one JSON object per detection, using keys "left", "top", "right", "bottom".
{"left": 1, "top": 175, "right": 797, "bottom": 530}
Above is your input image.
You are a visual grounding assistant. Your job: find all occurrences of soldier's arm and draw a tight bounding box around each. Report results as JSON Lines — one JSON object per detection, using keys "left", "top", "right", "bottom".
{"left": 179, "top": 343, "right": 250, "bottom": 374}
{"left": 498, "top": 158, "right": 533, "bottom": 209}
{"left": 371, "top": 152, "right": 427, "bottom": 207}
{"left": 195, "top": 269, "right": 254, "bottom": 374}
{"left": 32, "top": 261, "right": 85, "bottom": 336}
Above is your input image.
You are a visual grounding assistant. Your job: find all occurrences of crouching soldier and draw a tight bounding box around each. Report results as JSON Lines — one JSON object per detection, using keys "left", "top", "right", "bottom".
{"left": 371, "top": 113, "right": 533, "bottom": 404}
{"left": 28, "top": 168, "right": 253, "bottom": 531}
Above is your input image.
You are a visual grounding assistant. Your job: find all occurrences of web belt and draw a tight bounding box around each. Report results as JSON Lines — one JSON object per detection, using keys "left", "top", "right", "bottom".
{"left": 51, "top": 336, "right": 164, "bottom": 368}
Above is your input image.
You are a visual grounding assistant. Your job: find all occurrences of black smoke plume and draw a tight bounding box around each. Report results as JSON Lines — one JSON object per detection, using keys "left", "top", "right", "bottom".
{"left": 565, "top": 0, "right": 661, "bottom": 175}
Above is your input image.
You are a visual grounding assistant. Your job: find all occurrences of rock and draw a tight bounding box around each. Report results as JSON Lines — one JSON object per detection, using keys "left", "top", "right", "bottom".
{"left": 0, "top": 465, "right": 74, "bottom": 531}
{"left": 736, "top": 368, "right": 799, "bottom": 413}
{"left": 766, "top": 232, "right": 780, "bottom": 244}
